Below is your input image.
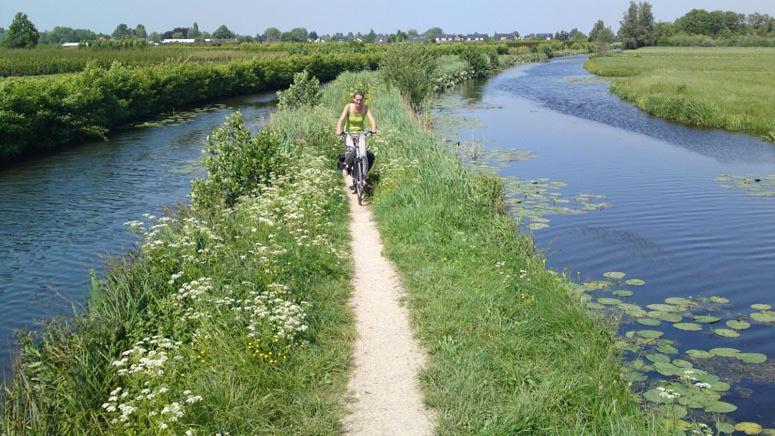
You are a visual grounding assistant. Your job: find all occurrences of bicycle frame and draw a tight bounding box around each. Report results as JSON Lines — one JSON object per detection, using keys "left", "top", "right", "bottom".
{"left": 342, "top": 131, "right": 372, "bottom": 205}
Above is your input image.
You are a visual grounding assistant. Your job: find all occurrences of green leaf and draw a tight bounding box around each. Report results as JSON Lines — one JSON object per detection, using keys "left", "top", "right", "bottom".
{"left": 704, "top": 401, "right": 737, "bottom": 414}
{"left": 665, "top": 297, "right": 691, "bottom": 305}
{"left": 637, "top": 329, "right": 663, "bottom": 339}
{"left": 597, "top": 297, "right": 622, "bottom": 305}
{"left": 686, "top": 349, "right": 714, "bottom": 359}
{"left": 751, "top": 303, "right": 771, "bottom": 310}
{"left": 673, "top": 322, "right": 702, "bottom": 331}
{"left": 613, "top": 290, "right": 634, "bottom": 297}
{"left": 672, "top": 359, "right": 692, "bottom": 368}
{"left": 648, "top": 311, "right": 682, "bottom": 323}
{"left": 709, "top": 347, "right": 740, "bottom": 357}
{"left": 735, "top": 422, "right": 763, "bottom": 435}
{"left": 716, "top": 422, "right": 735, "bottom": 434}
{"left": 751, "top": 311, "right": 775, "bottom": 323}
{"left": 646, "top": 353, "right": 670, "bottom": 364}
{"left": 693, "top": 315, "right": 721, "bottom": 324}
{"left": 714, "top": 328, "right": 740, "bottom": 338}
{"left": 625, "top": 278, "right": 646, "bottom": 286}
{"left": 709, "top": 296, "right": 729, "bottom": 304}
{"left": 657, "top": 343, "right": 679, "bottom": 355}
{"left": 647, "top": 304, "right": 679, "bottom": 312}
{"left": 657, "top": 404, "right": 687, "bottom": 419}
{"left": 637, "top": 318, "right": 661, "bottom": 326}
{"left": 736, "top": 353, "right": 767, "bottom": 364}
{"left": 726, "top": 320, "right": 750, "bottom": 330}
{"left": 603, "top": 271, "right": 626, "bottom": 280}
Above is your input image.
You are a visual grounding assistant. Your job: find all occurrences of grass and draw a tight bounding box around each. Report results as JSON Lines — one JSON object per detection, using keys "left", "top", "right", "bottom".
{"left": 333, "top": 70, "right": 664, "bottom": 434}
{"left": 585, "top": 47, "right": 775, "bottom": 141}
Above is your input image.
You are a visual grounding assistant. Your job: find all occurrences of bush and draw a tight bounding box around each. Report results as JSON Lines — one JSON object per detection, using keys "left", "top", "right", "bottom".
{"left": 276, "top": 70, "right": 321, "bottom": 110}
{"left": 380, "top": 43, "right": 438, "bottom": 112}
{"left": 459, "top": 46, "right": 489, "bottom": 78}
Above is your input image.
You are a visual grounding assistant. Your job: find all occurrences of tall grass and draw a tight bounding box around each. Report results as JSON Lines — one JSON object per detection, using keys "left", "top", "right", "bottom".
{"left": 2, "top": 88, "right": 355, "bottom": 434}
{"left": 585, "top": 47, "right": 775, "bottom": 141}
{"left": 335, "top": 70, "right": 664, "bottom": 433}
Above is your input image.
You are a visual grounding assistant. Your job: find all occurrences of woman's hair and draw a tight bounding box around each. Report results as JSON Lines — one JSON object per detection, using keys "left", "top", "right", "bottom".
{"left": 352, "top": 90, "right": 365, "bottom": 98}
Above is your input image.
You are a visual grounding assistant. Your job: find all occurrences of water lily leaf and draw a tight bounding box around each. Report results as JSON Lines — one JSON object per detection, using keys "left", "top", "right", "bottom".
{"left": 751, "top": 304, "right": 771, "bottom": 311}
{"left": 663, "top": 418, "right": 691, "bottom": 431}
{"left": 587, "top": 302, "right": 605, "bottom": 310}
{"left": 672, "top": 359, "right": 692, "bottom": 368}
{"left": 657, "top": 343, "right": 679, "bottom": 355}
{"left": 528, "top": 223, "right": 549, "bottom": 231}
{"left": 626, "top": 278, "right": 646, "bottom": 286}
{"left": 637, "top": 318, "right": 661, "bottom": 326}
{"left": 665, "top": 297, "right": 691, "bottom": 305}
{"left": 647, "top": 304, "right": 679, "bottom": 312}
{"left": 735, "top": 422, "right": 763, "bottom": 435}
{"left": 646, "top": 353, "right": 670, "bottom": 364}
{"left": 623, "top": 370, "right": 647, "bottom": 383}
{"left": 714, "top": 328, "right": 740, "bottom": 338}
{"left": 648, "top": 311, "right": 683, "bottom": 323}
{"left": 643, "top": 388, "right": 672, "bottom": 404}
{"left": 751, "top": 311, "right": 775, "bottom": 323}
{"left": 704, "top": 401, "right": 738, "bottom": 414}
{"left": 582, "top": 281, "right": 610, "bottom": 291}
{"left": 736, "top": 353, "right": 767, "bottom": 364}
{"left": 710, "top": 347, "right": 741, "bottom": 357}
{"left": 654, "top": 362, "right": 683, "bottom": 376}
{"left": 693, "top": 315, "right": 721, "bottom": 324}
{"left": 598, "top": 297, "right": 622, "bottom": 305}
{"left": 613, "top": 290, "right": 634, "bottom": 297}
{"left": 658, "top": 404, "right": 688, "bottom": 419}
{"left": 686, "top": 349, "right": 713, "bottom": 359}
{"left": 709, "top": 296, "right": 729, "bottom": 304}
{"left": 716, "top": 422, "right": 735, "bottom": 434}
{"left": 726, "top": 320, "right": 751, "bottom": 330}
{"left": 637, "top": 330, "right": 663, "bottom": 339}
{"left": 603, "top": 271, "right": 626, "bottom": 280}
{"left": 673, "top": 322, "right": 702, "bottom": 331}
{"left": 705, "top": 381, "right": 731, "bottom": 392}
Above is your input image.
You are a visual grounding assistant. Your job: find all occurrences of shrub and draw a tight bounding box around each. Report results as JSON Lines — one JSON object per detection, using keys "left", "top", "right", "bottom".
{"left": 276, "top": 70, "right": 321, "bottom": 110}
{"left": 459, "top": 46, "right": 489, "bottom": 78}
{"left": 380, "top": 43, "right": 438, "bottom": 112}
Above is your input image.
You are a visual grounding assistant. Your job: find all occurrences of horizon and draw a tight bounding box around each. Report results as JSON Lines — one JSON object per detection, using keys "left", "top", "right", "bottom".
{"left": 2, "top": 0, "right": 774, "bottom": 38}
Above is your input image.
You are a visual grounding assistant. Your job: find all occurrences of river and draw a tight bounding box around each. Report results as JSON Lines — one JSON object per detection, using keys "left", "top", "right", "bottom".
{"left": 435, "top": 55, "right": 774, "bottom": 428}
{"left": 0, "top": 93, "right": 276, "bottom": 375}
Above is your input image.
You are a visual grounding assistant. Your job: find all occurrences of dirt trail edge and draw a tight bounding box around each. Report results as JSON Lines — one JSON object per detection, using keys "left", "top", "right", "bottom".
{"left": 342, "top": 178, "right": 436, "bottom": 435}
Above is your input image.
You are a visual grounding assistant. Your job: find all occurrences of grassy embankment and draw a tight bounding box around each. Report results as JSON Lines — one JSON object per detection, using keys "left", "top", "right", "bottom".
{"left": 585, "top": 47, "right": 775, "bottom": 141}
{"left": 333, "top": 70, "right": 663, "bottom": 433}
{"left": 1, "top": 81, "right": 358, "bottom": 433}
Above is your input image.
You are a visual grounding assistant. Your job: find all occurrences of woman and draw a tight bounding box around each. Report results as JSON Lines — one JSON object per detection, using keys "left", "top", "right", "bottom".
{"left": 335, "top": 91, "right": 377, "bottom": 181}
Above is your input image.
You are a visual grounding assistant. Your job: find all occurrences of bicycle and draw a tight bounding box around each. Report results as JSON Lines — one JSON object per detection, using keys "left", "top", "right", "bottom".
{"left": 340, "top": 131, "right": 373, "bottom": 205}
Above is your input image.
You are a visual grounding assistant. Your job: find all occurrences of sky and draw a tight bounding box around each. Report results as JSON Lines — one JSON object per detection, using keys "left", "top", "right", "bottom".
{"left": 2, "top": 0, "right": 774, "bottom": 36}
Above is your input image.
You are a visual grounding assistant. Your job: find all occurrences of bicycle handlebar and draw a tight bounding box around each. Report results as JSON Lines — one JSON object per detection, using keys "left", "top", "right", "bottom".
{"left": 340, "top": 130, "right": 375, "bottom": 137}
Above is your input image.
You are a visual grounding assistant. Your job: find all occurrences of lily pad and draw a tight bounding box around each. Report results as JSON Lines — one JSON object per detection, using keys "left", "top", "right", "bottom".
{"left": 582, "top": 281, "right": 610, "bottom": 291}
{"left": 673, "top": 322, "right": 702, "bottom": 331}
{"left": 751, "top": 311, "right": 775, "bottom": 323}
{"left": 625, "top": 278, "right": 646, "bottom": 286}
{"left": 709, "top": 296, "right": 730, "bottom": 304}
{"left": 672, "top": 359, "right": 693, "bottom": 368}
{"left": 647, "top": 304, "right": 679, "bottom": 312}
{"left": 751, "top": 303, "right": 771, "bottom": 310}
{"left": 657, "top": 343, "right": 679, "bottom": 355}
{"left": 736, "top": 353, "right": 767, "bottom": 364}
{"left": 623, "top": 370, "right": 648, "bottom": 382}
{"left": 714, "top": 328, "right": 740, "bottom": 338}
{"left": 597, "top": 297, "right": 622, "bottom": 305}
{"left": 587, "top": 302, "right": 605, "bottom": 310}
{"left": 646, "top": 353, "right": 670, "bottom": 364}
{"left": 637, "top": 330, "right": 663, "bottom": 339}
{"left": 716, "top": 422, "right": 735, "bottom": 434}
{"left": 613, "top": 290, "right": 634, "bottom": 297}
{"left": 726, "top": 320, "right": 751, "bottom": 330}
{"left": 657, "top": 404, "right": 688, "bottom": 419}
{"left": 735, "top": 422, "right": 763, "bottom": 435}
{"left": 648, "top": 311, "right": 683, "bottom": 323}
{"left": 710, "top": 347, "right": 740, "bottom": 357}
{"left": 603, "top": 271, "right": 626, "bottom": 280}
{"left": 654, "top": 361, "right": 683, "bottom": 376}
{"left": 686, "top": 349, "right": 714, "bottom": 359}
{"left": 637, "top": 318, "right": 661, "bottom": 326}
{"left": 665, "top": 297, "right": 691, "bottom": 305}
{"left": 643, "top": 388, "right": 673, "bottom": 404}
{"left": 693, "top": 315, "right": 721, "bottom": 324}
{"left": 528, "top": 223, "right": 549, "bottom": 231}
{"left": 704, "top": 401, "right": 738, "bottom": 414}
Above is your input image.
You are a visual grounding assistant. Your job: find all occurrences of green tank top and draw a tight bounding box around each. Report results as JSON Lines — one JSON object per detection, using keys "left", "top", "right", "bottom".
{"left": 345, "top": 103, "right": 367, "bottom": 132}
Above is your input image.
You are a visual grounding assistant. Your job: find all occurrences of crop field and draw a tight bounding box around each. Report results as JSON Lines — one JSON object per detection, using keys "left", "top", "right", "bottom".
{"left": 585, "top": 47, "right": 775, "bottom": 141}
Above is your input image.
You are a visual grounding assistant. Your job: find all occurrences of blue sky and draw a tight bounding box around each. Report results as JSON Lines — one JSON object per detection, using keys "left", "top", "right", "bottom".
{"left": 2, "top": 0, "right": 774, "bottom": 36}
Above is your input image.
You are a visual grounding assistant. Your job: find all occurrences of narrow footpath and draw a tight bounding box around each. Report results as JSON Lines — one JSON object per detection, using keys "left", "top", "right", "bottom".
{"left": 342, "top": 178, "right": 436, "bottom": 435}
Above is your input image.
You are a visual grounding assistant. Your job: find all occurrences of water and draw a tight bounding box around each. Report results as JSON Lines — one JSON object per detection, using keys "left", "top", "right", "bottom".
{"left": 0, "top": 93, "right": 276, "bottom": 375}
{"left": 437, "top": 56, "right": 775, "bottom": 427}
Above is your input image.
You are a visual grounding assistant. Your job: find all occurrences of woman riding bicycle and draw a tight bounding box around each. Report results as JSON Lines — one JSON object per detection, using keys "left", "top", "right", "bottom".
{"left": 335, "top": 90, "right": 377, "bottom": 182}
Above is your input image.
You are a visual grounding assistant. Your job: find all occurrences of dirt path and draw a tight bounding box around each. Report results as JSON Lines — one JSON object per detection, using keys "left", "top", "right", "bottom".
{"left": 342, "top": 177, "right": 435, "bottom": 435}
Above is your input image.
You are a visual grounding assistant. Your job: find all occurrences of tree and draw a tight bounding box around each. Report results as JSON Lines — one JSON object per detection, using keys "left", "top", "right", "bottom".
{"left": 423, "top": 27, "right": 444, "bottom": 42}
{"left": 189, "top": 22, "right": 201, "bottom": 39}
{"left": 112, "top": 23, "right": 131, "bottom": 39}
{"left": 364, "top": 29, "right": 376, "bottom": 43}
{"left": 618, "top": 1, "right": 656, "bottom": 48}
{"left": 309, "top": 30, "right": 318, "bottom": 41}
{"left": 213, "top": 25, "right": 235, "bottom": 39}
{"left": 134, "top": 24, "right": 147, "bottom": 39}
{"left": 149, "top": 32, "right": 162, "bottom": 43}
{"left": 263, "top": 27, "right": 281, "bottom": 42}
{"left": 4, "top": 12, "right": 39, "bottom": 48}
{"left": 589, "top": 20, "right": 614, "bottom": 43}
{"left": 569, "top": 28, "right": 588, "bottom": 40}
{"left": 40, "top": 26, "right": 97, "bottom": 44}
{"left": 0, "top": 27, "right": 5, "bottom": 43}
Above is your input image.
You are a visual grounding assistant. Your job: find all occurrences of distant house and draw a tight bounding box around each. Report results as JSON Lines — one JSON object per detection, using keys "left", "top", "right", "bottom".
{"left": 465, "top": 33, "right": 487, "bottom": 42}
{"left": 435, "top": 34, "right": 455, "bottom": 43}
{"left": 523, "top": 33, "right": 553, "bottom": 40}
{"left": 494, "top": 33, "right": 518, "bottom": 41}
{"left": 162, "top": 38, "right": 196, "bottom": 44}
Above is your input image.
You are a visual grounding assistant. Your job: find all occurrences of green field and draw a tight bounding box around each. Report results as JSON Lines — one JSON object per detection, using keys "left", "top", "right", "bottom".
{"left": 585, "top": 47, "right": 775, "bottom": 141}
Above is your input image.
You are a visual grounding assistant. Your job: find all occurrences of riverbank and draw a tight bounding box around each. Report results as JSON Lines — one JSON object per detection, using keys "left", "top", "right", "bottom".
{"left": 338, "top": 70, "right": 662, "bottom": 433}
{"left": 584, "top": 47, "right": 775, "bottom": 142}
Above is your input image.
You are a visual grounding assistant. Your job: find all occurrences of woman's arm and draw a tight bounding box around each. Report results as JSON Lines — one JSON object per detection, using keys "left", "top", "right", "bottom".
{"left": 366, "top": 107, "right": 377, "bottom": 133}
{"left": 336, "top": 105, "right": 349, "bottom": 135}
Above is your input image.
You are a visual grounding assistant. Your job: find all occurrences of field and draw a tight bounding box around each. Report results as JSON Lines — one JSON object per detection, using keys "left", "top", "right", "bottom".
{"left": 585, "top": 47, "right": 775, "bottom": 141}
